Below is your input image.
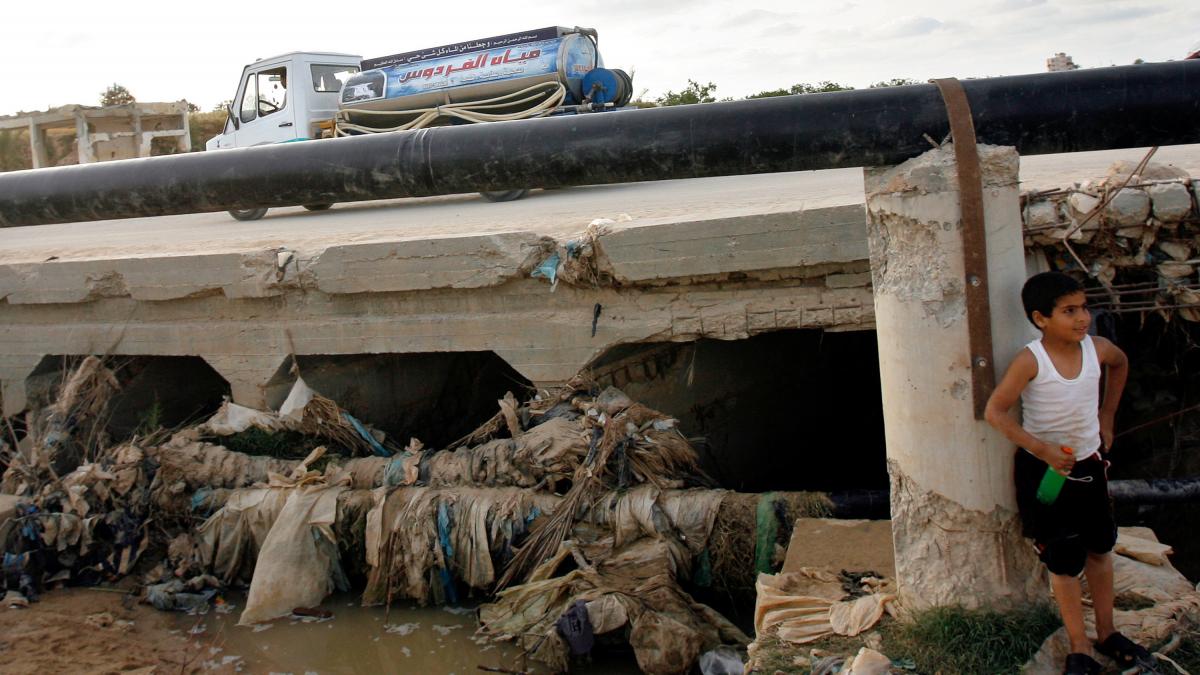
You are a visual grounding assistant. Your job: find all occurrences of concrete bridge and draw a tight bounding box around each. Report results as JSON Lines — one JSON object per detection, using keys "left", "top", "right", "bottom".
{"left": 3, "top": 145, "right": 1196, "bottom": 417}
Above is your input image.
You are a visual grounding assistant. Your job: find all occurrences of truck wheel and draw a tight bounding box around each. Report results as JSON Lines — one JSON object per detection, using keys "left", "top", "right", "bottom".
{"left": 303, "top": 204, "right": 333, "bottom": 211}
{"left": 479, "top": 189, "right": 529, "bottom": 203}
{"left": 228, "top": 208, "right": 268, "bottom": 221}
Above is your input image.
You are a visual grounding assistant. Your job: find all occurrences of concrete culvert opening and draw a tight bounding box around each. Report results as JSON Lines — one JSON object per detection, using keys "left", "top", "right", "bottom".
{"left": 25, "top": 355, "right": 229, "bottom": 439}
{"left": 585, "top": 329, "right": 888, "bottom": 494}
{"left": 264, "top": 352, "right": 532, "bottom": 448}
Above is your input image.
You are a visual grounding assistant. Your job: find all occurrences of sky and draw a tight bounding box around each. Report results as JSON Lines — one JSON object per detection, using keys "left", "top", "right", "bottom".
{"left": 0, "top": 0, "right": 1195, "bottom": 114}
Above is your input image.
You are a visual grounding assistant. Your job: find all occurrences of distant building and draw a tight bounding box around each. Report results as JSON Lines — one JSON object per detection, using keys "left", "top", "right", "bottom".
{"left": 0, "top": 102, "right": 190, "bottom": 169}
{"left": 1046, "top": 53, "right": 1079, "bottom": 72}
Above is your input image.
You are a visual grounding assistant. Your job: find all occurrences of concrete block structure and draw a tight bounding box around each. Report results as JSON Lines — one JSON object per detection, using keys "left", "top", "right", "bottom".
{"left": 0, "top": 102, "right": 190, "bottom": 168}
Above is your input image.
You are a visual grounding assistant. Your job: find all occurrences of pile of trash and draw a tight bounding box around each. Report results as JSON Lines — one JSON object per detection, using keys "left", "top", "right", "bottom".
{"left": 1022, "top": 158, "right": 1200, "bottom": 321}
{"left": 0, "top": 357, "right": 157, "bottom": 605}
{"left": 1, "top": 358, "right": 830, "bottom": 673}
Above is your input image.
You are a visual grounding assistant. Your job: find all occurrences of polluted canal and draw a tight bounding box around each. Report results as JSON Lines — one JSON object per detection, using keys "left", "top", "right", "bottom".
{"left": 177, "top": 593, "right": 636, "bottom": 673}
{"left": 0, "top": 356, "right": 839, "bottom": 673}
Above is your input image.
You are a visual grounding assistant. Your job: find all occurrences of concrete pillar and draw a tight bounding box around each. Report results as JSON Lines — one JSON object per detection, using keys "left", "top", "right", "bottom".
{"left": 28, "top": 119, "right": 47, "bottom": 169}
{"left": 0, "top": 354, "right": 45, "bottom": 418}
{"left": 203, "top": 355, "right": 288, "bottom": 410}
{"left": 866, "top": 144, "right": 1042, "bottom": 609}
{"left": 493, "top": 347, "right": 597, "bottom": 389}
{"left": 176, "top": 109, "right": 192, "bottom": 153}
{"left": 131, "top": 106, "right": 144, "bottom": 158}
{"left": 74, "top": 112, "right": 95, "bottom": 164}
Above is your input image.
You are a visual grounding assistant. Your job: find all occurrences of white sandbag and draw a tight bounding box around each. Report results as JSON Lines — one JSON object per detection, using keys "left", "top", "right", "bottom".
{"left": 238, "top": 477, "right": 348, "bottom": 625}
{"left": 201, "top": 400, "right": 287, "bottom": 436}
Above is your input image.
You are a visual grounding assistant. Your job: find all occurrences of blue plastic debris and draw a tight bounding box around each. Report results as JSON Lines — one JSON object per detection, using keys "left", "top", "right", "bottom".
{"left": 342, "top": 411, "right": 391, "bottom": 457}
{"left": 437, "top": 501, "right": 458, "bottom": 603}
{"left": 531, "top": 252, "right": 561, "bottom": 287}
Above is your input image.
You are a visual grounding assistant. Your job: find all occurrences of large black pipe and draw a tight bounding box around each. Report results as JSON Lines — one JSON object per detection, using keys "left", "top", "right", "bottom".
{"left": 1, "top": 61, "right": 1198, "bottom": 227}
{"left": 831, "top": 478, "right": 1200, "bottom": 519}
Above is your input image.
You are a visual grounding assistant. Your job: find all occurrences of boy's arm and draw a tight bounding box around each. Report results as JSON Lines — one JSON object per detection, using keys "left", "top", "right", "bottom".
{"left": 1094, "top": 336, "right": 1129, "bottom": 451}
{"left": 985, "top": 348, "right": 1072, "bottom": 472}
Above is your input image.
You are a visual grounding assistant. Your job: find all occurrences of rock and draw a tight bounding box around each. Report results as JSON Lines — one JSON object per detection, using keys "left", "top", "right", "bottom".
{"left": 845, "top": 647, "right": 893, "bottom": 675}
{"left": 1104, "top": 188, "right": 1151, "bottom": 227}
{"left": 1158, "top": 262, "right": 1196, "bottom": 280}
{"left": 1103, "top": 160, "right": 1190, "bottom": 186}
{"left": 85, "top": 612, "right": 115, "bottom": 628}
{"left": 1158, "top": 240, "right": 1193, "bottom": 262}
{"left": 2, "top": 590, "right": 29, "bottom": 609}
{"left": 1148, "top": 183, "right": 1194, "bottom": 223}
{"left": 1068, "top": 191, "right": 1100, "bottom": 219}
{"left": 1024, "top": 199, "right": 1061, "bottom": 229}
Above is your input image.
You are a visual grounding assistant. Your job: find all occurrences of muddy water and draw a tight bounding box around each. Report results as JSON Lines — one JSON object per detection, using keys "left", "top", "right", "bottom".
{"left": 177, "top": 592, "right": 640, "bottom": 674}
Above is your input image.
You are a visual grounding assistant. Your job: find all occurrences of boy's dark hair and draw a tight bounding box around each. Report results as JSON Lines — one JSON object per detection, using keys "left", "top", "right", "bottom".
{"left": 1022, "top": 271, "right": 1084, "bottom": 326}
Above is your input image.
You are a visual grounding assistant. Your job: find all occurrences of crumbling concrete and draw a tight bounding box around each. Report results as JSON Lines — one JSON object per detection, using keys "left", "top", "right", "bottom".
{"left": 866, "top": 144, "right": 1042, "bottom": 609}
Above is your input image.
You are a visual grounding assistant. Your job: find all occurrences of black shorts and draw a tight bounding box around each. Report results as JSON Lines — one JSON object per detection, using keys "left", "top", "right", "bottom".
{"left": 1014, "top": 450, "right": 1116, "bottom": 576}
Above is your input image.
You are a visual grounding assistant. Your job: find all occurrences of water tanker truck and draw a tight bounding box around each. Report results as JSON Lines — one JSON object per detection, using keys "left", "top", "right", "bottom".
{"left": 205, "top": 26, "right": 632, "bottom": 220}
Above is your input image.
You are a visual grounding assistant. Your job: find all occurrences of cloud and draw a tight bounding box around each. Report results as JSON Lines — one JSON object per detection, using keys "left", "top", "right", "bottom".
{"left": 871, "top": 15, "right": 944, "bottom": 39}
{"left": 1068, "top": 4, "right": 1166, "bottom": 25}
{"left": 726, "top": 9, "right": 797, "bottom": 27}
{"left": 987, "top": 0, "right": 1047, "bottom": 12}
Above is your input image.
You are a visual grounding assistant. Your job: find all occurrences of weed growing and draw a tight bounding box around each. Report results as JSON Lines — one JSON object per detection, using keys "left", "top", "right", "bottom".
{"left": 880, "top": 603, "right": 1061, "bottom": 674}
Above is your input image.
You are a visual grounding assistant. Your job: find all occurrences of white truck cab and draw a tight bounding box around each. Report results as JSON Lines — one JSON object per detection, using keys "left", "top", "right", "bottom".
{"left": 206, "top": 52, "right": 361, "bottom": 151}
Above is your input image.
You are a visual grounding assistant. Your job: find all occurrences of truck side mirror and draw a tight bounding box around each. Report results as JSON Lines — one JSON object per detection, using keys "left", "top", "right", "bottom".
{"left": 227, "top": 103, "right": 240, "bottom": 131}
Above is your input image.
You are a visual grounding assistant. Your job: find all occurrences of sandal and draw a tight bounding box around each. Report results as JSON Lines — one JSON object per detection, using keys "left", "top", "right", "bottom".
{"left": 1095, "top": 632, "right": 1157, "bottom": 671}
{"left": 1064, "top": 653, "right": 1101, "bottom": 674}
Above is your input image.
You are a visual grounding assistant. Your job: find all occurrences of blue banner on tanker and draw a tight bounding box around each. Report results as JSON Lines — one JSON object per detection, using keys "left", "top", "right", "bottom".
{"left": 343, "top": 37, "right": 593, "bottom": 105}
{"left": 361, "top": 27, "right": 560, "bottom": 70}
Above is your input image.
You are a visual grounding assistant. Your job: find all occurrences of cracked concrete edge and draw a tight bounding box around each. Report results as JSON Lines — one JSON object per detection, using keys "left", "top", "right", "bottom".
{"left": 888, "top": 459, "right": 1045, "bottom": 610}
{"left": 310, "top": 231, "right": 554, "bottom": 295}
{"left": 598, "top": 205, "right": 870, "bottom": 284}
{"left": 0, "top": 203, "right": 876, "bottom": 304}
{"left": 0, "top": 249, "right": 289, "bottom": 305}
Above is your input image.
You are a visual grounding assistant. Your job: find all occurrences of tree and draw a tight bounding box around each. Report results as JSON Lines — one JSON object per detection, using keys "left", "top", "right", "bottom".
{"left": 656, "top": 80, "right": 719, "bottom": 106}
{"left": 869, "top": 77, "right": 920, "bottom": 88}
{"left": 212, "top": 100, "right": 233, "bottom": 113}
{"left": 184, "top": 101, "right": 200, "bottom": 113}
{"left": 747, "top": 81, "right": 854, "bottom": 98}
{"left": 100, "top": 83, "right": 135, "bottom": 107}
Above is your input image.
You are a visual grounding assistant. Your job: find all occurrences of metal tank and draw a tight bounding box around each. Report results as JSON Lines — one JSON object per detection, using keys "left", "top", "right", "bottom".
{"left": 339, "top": 27, "right": 601, "bottom": 113}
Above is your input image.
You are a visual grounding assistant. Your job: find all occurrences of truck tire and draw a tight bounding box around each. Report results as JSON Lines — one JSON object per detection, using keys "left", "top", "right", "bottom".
{"left": 303, "top": 204, "right": 333, "bottom": 211}
{"left": 479, "top": 189, "right": 529, "bottom": 202}
{"left": 228, "top": 208, "right": 268, "bottom": 221}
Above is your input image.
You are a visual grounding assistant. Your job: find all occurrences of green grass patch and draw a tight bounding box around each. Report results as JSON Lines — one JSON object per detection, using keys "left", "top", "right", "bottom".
{"left": 751, "top": 603, "right": 1061, "bottom": 673}
{"left": 880, "top": 603, "right": 1061, "bottom": 674}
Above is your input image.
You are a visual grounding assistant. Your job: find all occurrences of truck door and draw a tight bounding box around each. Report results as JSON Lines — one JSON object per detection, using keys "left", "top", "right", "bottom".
{"left": 231, "top": 64, "right": 297, "bottom": 147}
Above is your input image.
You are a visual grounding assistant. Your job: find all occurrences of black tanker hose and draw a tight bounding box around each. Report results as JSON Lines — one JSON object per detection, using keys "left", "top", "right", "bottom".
{"left": 0, "top": 60, "right": 1197, "bottom": 227}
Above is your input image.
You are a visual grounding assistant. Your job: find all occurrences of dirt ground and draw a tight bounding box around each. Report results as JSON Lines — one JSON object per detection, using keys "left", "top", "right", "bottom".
{"left": 0, "top": 587, "right": 230, "bottom": 675}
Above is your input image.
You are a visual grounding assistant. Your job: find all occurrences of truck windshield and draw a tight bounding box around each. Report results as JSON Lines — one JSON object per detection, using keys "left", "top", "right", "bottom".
{"left": 311, "top": 65, "right": 359, "bottom": 92}
{"left": 239, "top": 66, "right": 289, "bottom": 123}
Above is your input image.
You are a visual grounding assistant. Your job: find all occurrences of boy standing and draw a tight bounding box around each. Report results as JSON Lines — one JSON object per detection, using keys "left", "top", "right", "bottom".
{"left": 986, "top": 272, "right": 1154, "bottom": 674}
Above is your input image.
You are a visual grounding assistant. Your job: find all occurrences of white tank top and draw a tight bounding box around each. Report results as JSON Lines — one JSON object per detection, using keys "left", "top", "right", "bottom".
{"left": 1021, "top": 335, "right": 1102, "bottom": 460}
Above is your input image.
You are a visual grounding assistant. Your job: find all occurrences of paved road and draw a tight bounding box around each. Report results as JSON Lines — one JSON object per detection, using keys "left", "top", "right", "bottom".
{"left": 1, "top": 144, "right": 1197, "bottom": 264}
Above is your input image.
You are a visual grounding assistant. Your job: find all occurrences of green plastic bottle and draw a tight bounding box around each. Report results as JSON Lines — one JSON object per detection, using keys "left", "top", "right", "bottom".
{"left": 1035, "top": 446, "right": 1074, "bottom": 505}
